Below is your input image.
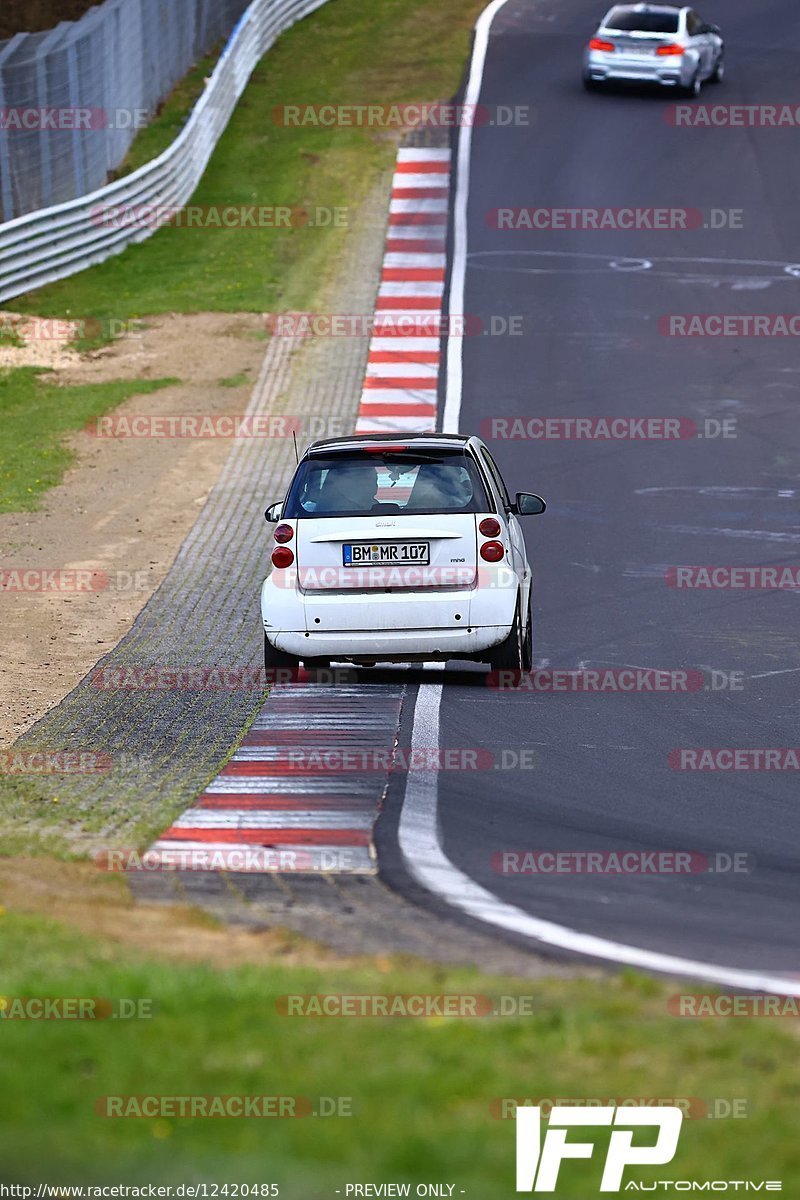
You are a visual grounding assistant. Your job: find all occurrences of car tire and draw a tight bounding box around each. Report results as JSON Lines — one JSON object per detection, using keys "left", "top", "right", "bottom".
{"left": 583, "top": 74, "right": 601, "bottom": 92}
{"left": 680, "top": 69, "right": 702, "bottom": 98}
{"left": 522, "top": 595, "right": 533, "bottom": 673}
{"left": 489, "top": 598, "right": 524, "bottom": 672}
{"left": 264, "top": 632, "right": 298, "bottom": 673}
{"left": 710, "top": 52, "right": 724, "bottom": 83}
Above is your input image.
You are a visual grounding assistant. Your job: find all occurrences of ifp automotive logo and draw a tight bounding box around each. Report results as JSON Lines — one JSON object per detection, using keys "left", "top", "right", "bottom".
{"left": 514, "top": 1105, "right": 782, "bottom": 1192}
{"left": 515, "top": 1105, "right": 682, "bottom": 1192}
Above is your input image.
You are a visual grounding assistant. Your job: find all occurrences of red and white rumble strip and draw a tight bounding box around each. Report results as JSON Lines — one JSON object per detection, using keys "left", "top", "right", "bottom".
{"left": 355, "top": 146, "right": 450, "bottom": 434}
{"left": 149, "top": 683, "right": 404, "bottom": 874}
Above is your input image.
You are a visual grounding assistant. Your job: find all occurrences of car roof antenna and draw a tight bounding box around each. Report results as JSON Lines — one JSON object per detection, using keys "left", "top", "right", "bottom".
{"left": 292, "top": 430, "right": 299, "bottom": 463}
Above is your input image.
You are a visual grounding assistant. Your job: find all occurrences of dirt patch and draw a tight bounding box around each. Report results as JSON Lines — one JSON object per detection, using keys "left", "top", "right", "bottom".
{"left": 0, "top": 856, "right": 366, "bottom": 968}
{"left": 0, "top": 312, "right": 83, "bottom": 369}
{"left": 0, "top": 312, "right": 268, "bottom": 745}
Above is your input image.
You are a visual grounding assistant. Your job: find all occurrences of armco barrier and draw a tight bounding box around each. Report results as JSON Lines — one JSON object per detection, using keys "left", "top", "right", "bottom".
{"left": 0, "top": 0, "right": 330, "bottom": 305}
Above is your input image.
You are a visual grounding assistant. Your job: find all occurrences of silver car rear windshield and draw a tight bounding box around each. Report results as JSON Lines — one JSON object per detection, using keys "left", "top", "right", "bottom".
{"left": 605, "top": 8, "right": 680, "bottom": 32}
{"left": 283, "top": 450, "right": 491, "bottom": 518}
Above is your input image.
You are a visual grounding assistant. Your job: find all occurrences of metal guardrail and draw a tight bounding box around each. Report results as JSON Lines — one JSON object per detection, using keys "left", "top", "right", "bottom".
{"left": 0, "top": 0, "right": 330, "bottom": 305}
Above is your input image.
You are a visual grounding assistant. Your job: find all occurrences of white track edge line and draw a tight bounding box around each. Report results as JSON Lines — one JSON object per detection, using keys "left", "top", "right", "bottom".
{"left": 399, "top": 683, "right": 800, "bottom": 994}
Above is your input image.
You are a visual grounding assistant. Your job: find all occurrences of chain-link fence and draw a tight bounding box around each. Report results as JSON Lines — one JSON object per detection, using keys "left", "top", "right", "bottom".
{"left": 0, "top": 0, "right": 251, "bottom": 222}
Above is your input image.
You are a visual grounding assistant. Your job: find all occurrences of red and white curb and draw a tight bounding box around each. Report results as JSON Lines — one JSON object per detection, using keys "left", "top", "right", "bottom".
{"left": 356, "top": 146, "right": 451, "bottom": 435}
{"left": 148, "top": 146, "right": 452, "bottom": 875}
{"left": 149, "top": 683, "right": 404, "bottom": 874}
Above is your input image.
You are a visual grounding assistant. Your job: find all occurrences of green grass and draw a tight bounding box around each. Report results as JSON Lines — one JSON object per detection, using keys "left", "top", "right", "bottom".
{"left": 0, "top": 368, "right": 176, "bottom": 512}
{"left": 11, "top": 0, "right": 485, "bottom": 318}
{"left": 0, "top": 322, "right": 25, "bottom": 348}
{"left": 217, "top": 371, "right": 250, "bottom": 388}
{"left": 111, "top": 47, "right": 225, "bottom": 179}
{"left": 0, "top": 907, "right": 799, "bottom": 1190}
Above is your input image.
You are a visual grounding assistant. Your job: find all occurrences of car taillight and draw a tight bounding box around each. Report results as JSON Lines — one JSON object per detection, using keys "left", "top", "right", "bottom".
{"left": 589, "top": 37, "right": 615, "bottom": 52}
{"left": 479, "top": 517, "right": 501, "bottom": 538}
{"left": 271, "top": 546, "right": 294, "bottom": 569}
{"left": 656, "top": 42, "right": 685, "bottom": 55}
{"left": 274, "top": 523, "right": 294, "bottom": 544}
{"left": 480, "top": 541, "right": 504, "bottom": 563}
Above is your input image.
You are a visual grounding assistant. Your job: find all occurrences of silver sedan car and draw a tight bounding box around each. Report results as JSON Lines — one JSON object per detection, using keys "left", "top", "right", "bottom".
{"left": 583, "top": 4, "right": 724, "bottom": 96}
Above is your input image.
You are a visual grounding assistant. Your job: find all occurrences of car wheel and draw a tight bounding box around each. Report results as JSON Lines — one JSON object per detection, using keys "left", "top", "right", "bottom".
{"left": 583, "top": 74, "right": 601, "bottom": 92}
{"left": 489, "top": 598, "right": 524, "bottom": 672}
{"left": 681, "top": 69, "right": 702, "bottom": 98}
{"left": 264, "top": 632, "right": 298, "bottom": 673}
{"left": 522, "top": 595, "right": 533, "bottom": 673}
{"left": 710, "top": 52, "right": 724, "bottom": 83}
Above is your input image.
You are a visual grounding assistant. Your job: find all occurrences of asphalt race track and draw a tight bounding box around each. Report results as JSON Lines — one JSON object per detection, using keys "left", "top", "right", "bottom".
{"left": 386, "top": 0, "right": 800, "bottom": 980}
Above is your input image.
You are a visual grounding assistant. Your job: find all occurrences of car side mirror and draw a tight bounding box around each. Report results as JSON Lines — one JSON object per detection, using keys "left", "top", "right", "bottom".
{"left": 264, "top": 502, "right": 282, "bottom": 522}
{"left": 511, "top": 492, "right": 546, "bottom": 516}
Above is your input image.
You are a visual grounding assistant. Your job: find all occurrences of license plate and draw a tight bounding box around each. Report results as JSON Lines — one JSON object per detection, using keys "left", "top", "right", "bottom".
{"left": 343, "top": 541, "right": 430, "bottom": 566}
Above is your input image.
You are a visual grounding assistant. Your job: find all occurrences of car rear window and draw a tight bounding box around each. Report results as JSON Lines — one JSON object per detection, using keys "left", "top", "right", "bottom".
{"left": 282, "top": 449, "right": 491, "bottom": 518}
{"left": 605, "top": 7, "right": 680, "bottom": 32}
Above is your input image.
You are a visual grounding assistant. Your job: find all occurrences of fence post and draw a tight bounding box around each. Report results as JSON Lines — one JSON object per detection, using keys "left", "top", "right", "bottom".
{"left": 33, "top": 24, "right": 75, "bottom": 209}
{"left": 65, "top": 37, "right": 87, "bottom": 198}
{"left": 0, "top": 33, "right": 28, "bottom": 222}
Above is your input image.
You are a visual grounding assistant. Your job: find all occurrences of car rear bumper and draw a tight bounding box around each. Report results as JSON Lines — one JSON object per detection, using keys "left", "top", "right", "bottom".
{"left": 261, "top": 568, "right": 521, "bottom": 662}
{"left": 583, "top": 49, "right": 691, "bottom": 85}
{"left": 266, "top": 626, "right": 511, "bottom": 662}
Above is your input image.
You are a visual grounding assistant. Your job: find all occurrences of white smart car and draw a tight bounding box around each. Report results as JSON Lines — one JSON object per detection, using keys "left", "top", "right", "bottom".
{"left": 260, "top": 433, "right": 545, "bottom": 670}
